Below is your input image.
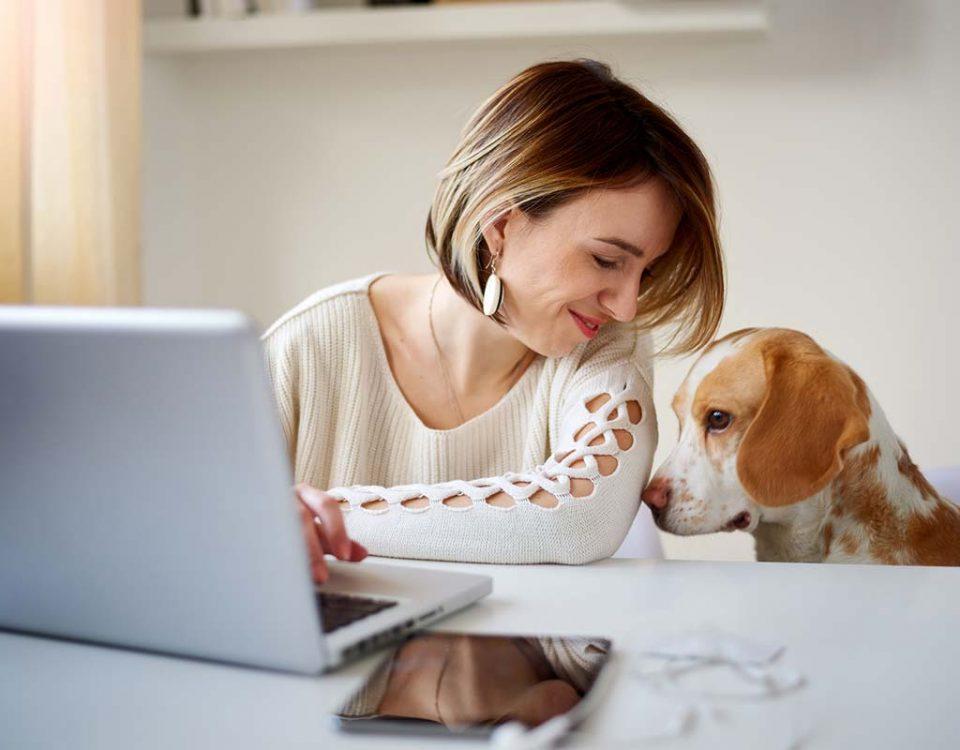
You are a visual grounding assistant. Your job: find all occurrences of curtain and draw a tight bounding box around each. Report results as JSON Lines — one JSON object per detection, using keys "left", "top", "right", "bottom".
{"left": 0, "top": 0, "right": 141, "bottom": 306}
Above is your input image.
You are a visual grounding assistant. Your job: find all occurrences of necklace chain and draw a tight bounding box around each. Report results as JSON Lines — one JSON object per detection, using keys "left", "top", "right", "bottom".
{"left": 429, "top": 276, "right": 467, "bottom": 425}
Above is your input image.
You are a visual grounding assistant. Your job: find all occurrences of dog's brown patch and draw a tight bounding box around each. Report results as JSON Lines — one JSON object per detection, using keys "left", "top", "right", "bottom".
{"left": 905, "top": 502, "right": 960, "bottom": 566}
{"left": 832, "top": 446, "right": 900, "bottom": 563}
{"left": 834, "top": 445, "right": 960, "bottom": 565}
{"left": 838, "top": 531, "right": 860, "bottom": 556}
{"left": 896, "top": 441, "right": 939, "bottom": 502}
{"left": 822, "top": 522, "right": 834, "bottom": 557}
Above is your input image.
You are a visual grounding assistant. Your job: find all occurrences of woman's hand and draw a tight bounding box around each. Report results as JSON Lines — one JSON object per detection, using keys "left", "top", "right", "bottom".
{"left": 294, "top": 483, "right": 368, "bottom": 584}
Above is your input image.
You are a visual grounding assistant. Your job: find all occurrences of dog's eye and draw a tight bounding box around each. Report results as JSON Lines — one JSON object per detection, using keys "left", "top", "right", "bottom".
{"left": 706, "top": 410, "right": 732, "bottom": 433}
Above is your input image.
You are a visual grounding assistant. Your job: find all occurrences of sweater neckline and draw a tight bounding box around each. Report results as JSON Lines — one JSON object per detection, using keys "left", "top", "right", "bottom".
{"left": 360, "top": 271, "right": 542, "bottom": 436}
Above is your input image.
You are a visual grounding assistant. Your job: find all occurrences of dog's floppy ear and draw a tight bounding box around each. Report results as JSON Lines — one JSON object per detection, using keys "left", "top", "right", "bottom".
{"left": 737, "top": 341, "right": 871, "bottom": 507}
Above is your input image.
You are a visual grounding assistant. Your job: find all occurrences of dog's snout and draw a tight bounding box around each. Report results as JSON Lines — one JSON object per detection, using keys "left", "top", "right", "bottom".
{"left": 642, "top": 477, "right": 672, "bottom": 510}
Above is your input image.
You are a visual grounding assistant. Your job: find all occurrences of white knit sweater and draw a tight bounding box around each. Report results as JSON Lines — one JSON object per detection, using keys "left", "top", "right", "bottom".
{"left": 261, "top": 271, "right": 659, "bottom": 565}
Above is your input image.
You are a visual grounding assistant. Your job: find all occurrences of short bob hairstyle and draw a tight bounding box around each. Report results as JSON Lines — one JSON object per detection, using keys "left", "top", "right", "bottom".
{"left": 425, "top": 58, "right": 724, "bottom": 356}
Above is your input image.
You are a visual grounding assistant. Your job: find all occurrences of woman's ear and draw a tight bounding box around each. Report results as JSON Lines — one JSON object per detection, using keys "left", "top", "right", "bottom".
{"left": 737, "top": 340, "right": 871, "bottom": 508}
{"left": 478, "top": 203, "right": 520, "bottom": 261}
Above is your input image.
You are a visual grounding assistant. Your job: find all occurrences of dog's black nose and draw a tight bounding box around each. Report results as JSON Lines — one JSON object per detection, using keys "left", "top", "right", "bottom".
{"left": 731, "top": 511, "right": 751, "bottom": 530}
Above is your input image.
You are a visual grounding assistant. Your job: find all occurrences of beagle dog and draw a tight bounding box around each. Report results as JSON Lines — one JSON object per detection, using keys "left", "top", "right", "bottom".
{"left": 641, "top": 327, "right": 960, "bottom": 565}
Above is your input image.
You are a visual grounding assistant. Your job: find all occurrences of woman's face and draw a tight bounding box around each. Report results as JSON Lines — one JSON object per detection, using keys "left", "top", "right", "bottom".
{"left": 488, "top": 178, "right": 681, "bottom": 358}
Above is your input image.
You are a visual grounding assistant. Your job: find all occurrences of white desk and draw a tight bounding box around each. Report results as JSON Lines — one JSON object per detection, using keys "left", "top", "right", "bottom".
{"left": 2, "top": 558, "right": 958, "bottom": 749}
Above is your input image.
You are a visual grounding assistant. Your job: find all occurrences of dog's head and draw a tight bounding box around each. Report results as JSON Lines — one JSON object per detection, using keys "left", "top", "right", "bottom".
{"left": 643, "top": 327, "right": 872, "bottom": 536}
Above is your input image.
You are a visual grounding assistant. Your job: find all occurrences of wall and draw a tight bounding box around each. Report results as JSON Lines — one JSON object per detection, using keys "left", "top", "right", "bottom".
{"left": 142, "top": 0, "right": 960, "bottom": 561}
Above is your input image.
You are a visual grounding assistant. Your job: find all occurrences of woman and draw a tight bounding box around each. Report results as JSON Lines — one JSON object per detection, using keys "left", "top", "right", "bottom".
{"left": 262, "top": 59, "right": 724, "bottom": 583}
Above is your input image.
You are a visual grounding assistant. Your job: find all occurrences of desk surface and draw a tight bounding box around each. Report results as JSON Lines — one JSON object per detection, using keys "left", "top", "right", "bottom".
{"left": 3, "top": 558, "right": 958, "bottom": 749}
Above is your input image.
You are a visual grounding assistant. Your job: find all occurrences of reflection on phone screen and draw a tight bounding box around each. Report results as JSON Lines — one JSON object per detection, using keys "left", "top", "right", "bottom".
{"left": 333, "top": 632, "right": 611, "bottom": 738}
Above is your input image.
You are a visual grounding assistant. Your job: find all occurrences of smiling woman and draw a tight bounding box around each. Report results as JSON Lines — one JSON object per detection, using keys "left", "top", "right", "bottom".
{"left": 262, "top": 58, "right": 725, "bottom": 573}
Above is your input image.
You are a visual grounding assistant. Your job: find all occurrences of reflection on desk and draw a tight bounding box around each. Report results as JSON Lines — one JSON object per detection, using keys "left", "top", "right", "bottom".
{"left": 334, "top": 631, "right": 610, "bottom": 736}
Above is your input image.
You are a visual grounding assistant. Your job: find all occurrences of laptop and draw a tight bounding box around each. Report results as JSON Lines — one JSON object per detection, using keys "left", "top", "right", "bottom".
{"left": 0, "top": 305, "right": 492, "bottom": 674}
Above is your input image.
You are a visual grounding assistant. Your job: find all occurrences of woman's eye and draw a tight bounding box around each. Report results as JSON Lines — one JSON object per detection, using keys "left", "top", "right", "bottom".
{"left": 592, "top": 255, "right": 618, "bottom": 270}
{"left": 706, "top": 410, "right": 732, "bottom": 433}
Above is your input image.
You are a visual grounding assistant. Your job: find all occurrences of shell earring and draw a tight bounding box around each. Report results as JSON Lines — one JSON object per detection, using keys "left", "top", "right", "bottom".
{"left": 482, "top": 253, "right": 503, "bottom": 317}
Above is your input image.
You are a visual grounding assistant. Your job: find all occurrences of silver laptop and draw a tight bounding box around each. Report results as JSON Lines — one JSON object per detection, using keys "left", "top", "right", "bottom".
{"left": 0, "top": 305, "right": 491, "bottom": 674}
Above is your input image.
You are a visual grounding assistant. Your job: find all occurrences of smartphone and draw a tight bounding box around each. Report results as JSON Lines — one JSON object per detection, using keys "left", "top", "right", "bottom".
{"left": 329, "top": 631, "right": 614, "bottom": 740}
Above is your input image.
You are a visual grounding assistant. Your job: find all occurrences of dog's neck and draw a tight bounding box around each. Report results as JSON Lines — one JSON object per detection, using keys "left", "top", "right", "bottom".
{"left": 753, "top": 489, "right": 831, "bottom": 563}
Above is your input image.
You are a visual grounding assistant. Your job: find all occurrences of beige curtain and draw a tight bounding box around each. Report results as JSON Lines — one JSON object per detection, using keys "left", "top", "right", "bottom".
{"left": 0, "top": 0, "right": 141, "bottom": 306}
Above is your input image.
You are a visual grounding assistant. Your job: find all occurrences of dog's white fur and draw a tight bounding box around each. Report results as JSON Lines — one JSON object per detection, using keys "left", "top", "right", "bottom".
{"left": 644, "top": 328, "right": 960, "bottom": 565}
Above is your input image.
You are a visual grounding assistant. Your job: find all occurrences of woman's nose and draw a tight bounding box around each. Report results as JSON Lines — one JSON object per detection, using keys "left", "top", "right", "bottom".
{"left": 601, "top": 278, "right": 640, "bottom": 322}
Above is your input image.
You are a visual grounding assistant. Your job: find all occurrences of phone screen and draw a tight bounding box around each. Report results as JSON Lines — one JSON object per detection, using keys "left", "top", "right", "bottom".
{"left": 330, "top": 631, "right": 612, "bottom": 739}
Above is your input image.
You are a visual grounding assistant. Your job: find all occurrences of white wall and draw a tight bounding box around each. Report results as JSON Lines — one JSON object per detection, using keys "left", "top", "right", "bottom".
{"left": 142, "top": 0, "right": 960, "bottom": 561}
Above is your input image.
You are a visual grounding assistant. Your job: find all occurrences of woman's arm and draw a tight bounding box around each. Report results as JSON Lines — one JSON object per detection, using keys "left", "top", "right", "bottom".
{"left": 320, "top": 359, "right": 657, "bottom": 565}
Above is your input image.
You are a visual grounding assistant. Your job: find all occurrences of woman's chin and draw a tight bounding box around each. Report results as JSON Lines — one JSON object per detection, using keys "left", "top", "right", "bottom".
{"left": 519, "top": 329, "right": 579, "bottom": 359}
{"left": 538, "top": 341, "right": 575, "bottom": 358}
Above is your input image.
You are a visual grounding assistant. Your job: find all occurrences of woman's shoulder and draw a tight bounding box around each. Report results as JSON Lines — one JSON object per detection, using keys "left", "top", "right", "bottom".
{"left": 260, "top": 271, "right": 389, "bottom": 343}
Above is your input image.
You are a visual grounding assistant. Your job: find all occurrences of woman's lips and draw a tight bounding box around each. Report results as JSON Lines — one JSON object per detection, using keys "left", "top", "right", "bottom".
{"left": 569, "top": 309, "right": 600, "bottom": 339}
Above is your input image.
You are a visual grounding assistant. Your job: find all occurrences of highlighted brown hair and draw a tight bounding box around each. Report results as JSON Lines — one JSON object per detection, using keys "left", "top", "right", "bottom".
{"left": 424, "top": 58, "right": 724, "bottom": 356}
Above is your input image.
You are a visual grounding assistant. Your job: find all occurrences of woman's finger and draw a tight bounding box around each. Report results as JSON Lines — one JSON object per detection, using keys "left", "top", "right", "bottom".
{"left": 294, "top": 482, "right": 325, "bottom": 515}
{"left": 298, "top": 503, "right": 329, "bottom": 584}
{"left": 295, "top": 484, "right": 352, "bottom": 560}
{"left": 313, "top": 520, "right": 369, "bottom": 563}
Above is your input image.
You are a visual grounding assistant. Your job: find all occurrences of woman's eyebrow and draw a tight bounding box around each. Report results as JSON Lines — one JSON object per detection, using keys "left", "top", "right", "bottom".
{"left": 592, "top": 237, "right": 645, "bottom": 257}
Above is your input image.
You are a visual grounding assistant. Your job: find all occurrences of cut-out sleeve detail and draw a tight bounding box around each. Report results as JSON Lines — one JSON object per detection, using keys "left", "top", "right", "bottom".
{"left": 325, "top": 358, "right": 658, "bottom": 565}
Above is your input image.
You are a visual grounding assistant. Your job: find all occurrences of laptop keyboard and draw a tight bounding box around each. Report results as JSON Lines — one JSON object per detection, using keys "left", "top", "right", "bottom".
{"left": 315, "top": 591, "right": 398, "bottom": 633}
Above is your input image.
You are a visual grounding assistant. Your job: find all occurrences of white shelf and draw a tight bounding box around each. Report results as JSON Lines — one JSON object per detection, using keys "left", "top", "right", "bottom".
{"left": 144, "top": 0, "right": 768, "bottom": 54}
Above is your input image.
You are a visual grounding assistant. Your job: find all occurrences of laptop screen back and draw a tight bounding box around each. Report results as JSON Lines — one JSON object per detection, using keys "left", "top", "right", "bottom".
{"left": 0, "top": 306, "right": 328, "bottom": 673}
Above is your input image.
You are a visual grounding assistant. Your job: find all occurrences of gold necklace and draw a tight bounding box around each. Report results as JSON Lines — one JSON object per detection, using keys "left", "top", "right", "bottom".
{"left": 429, "top": 277, "right": 467, "bottom": 425}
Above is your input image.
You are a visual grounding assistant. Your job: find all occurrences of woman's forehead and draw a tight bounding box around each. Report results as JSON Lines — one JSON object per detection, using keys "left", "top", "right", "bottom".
{"left": 559, "top": 182, "right": 680, "bottom": 247}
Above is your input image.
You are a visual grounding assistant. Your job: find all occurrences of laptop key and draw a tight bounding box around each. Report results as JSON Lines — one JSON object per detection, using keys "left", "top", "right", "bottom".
{"left": 315, "top": 592, "right": 398, "bottom": 633}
